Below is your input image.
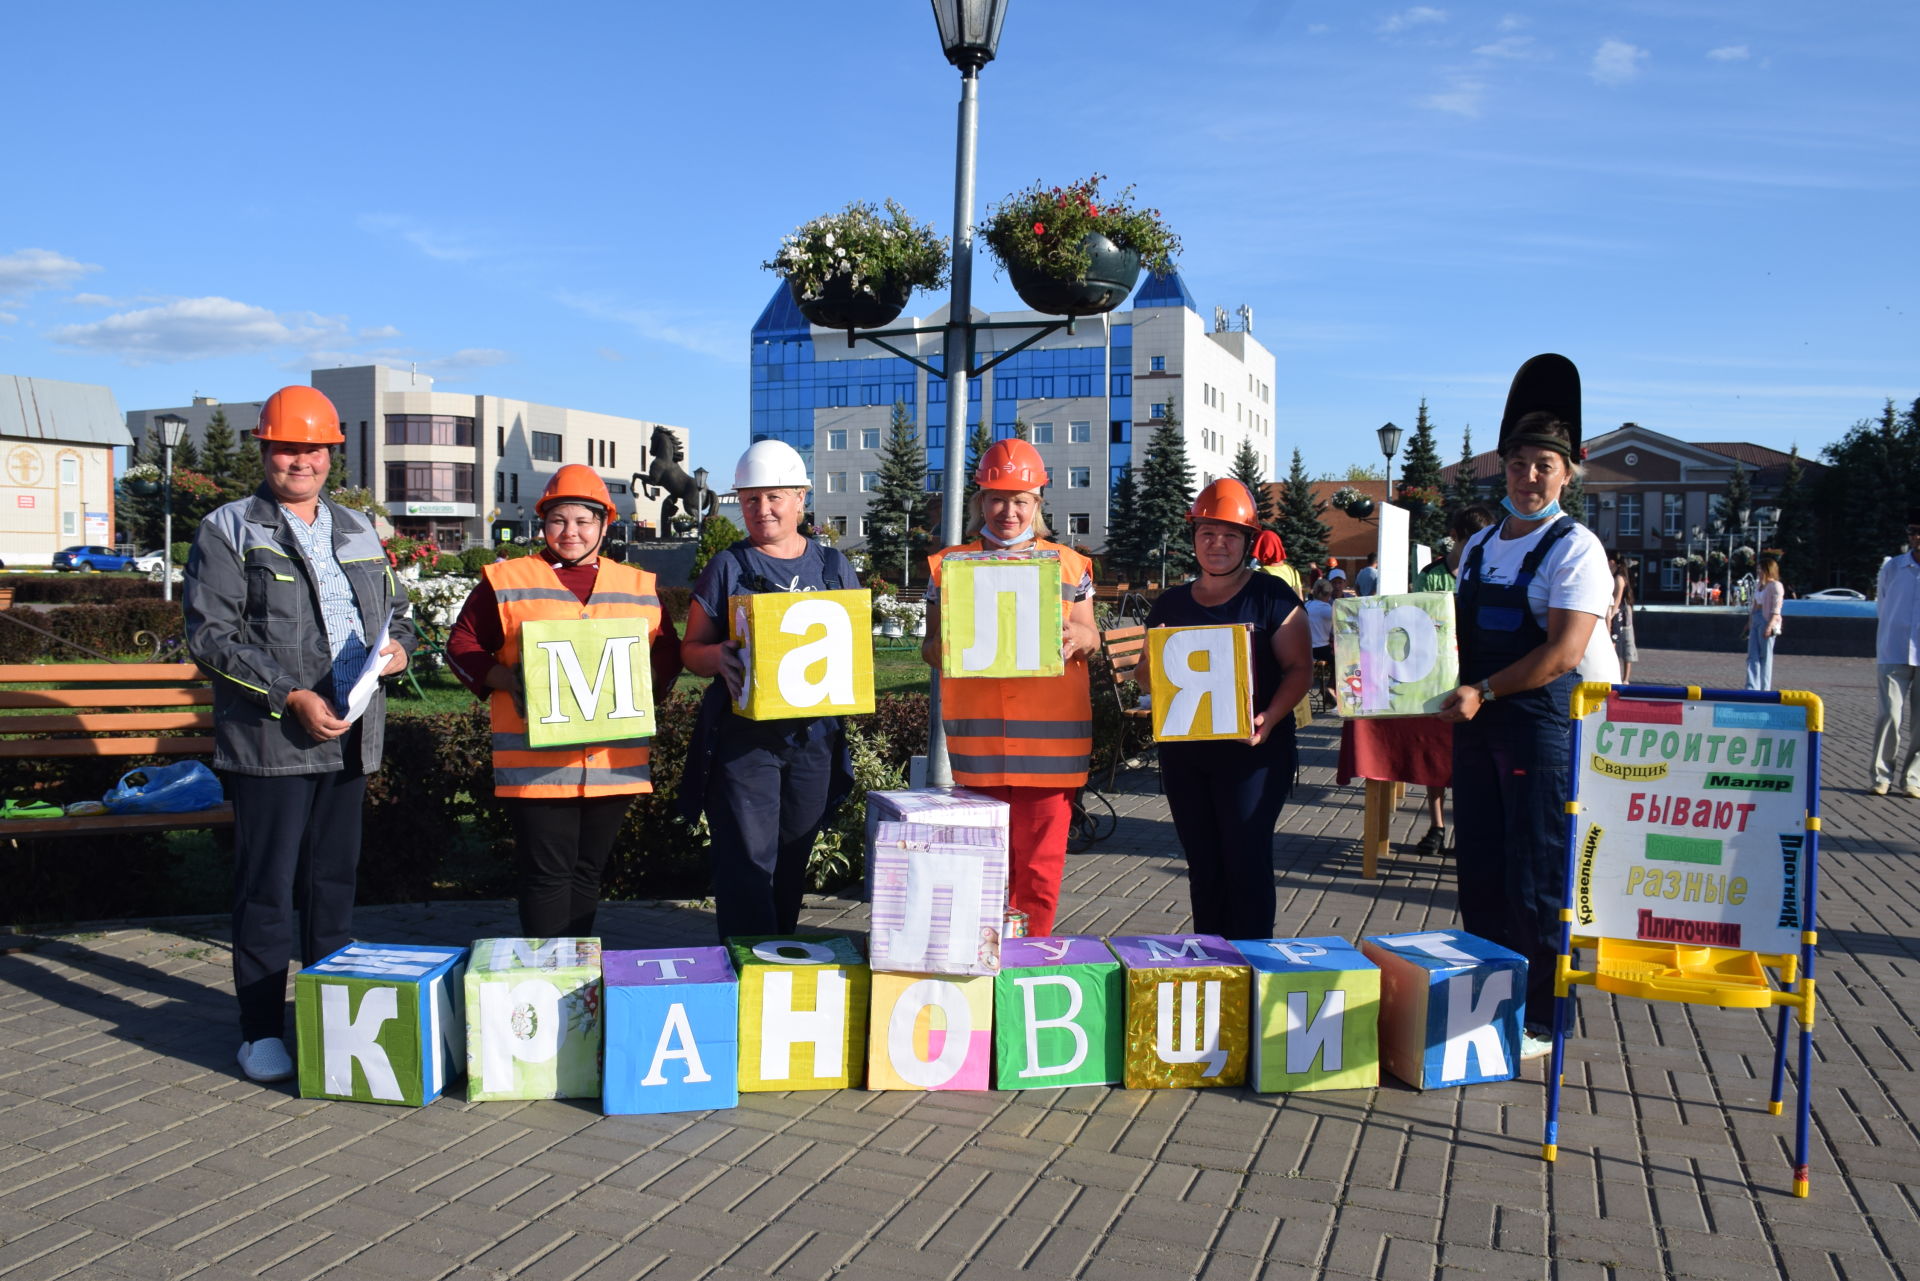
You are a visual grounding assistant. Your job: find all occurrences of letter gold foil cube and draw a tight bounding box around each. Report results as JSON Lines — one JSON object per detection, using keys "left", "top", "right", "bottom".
{"left": 1109, "top": 935, "right": 1251, "bottom": 1089}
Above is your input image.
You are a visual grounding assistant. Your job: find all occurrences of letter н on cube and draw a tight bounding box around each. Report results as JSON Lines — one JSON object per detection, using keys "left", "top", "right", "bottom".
{"left": 730, "top": 934, "right": 871, "bottom": 1091}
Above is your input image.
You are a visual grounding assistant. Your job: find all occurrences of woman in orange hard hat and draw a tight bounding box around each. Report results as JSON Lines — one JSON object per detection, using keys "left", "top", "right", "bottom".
{"left": 446, "top": 464, "right": 681, "bottom": 937}
{"left": 922, "top": 438, "right": 1099, "bottom": 936}
{"left": 1141, "top": 479, "right": 1311, "bottom": 939}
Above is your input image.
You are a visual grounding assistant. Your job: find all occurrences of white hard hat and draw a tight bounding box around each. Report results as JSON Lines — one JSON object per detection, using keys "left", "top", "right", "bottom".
{"left": 733, "top": 439, "right": 810, "bottom": 490}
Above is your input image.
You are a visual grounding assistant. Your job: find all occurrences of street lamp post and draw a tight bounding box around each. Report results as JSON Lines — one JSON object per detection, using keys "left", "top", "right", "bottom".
{"left": 154, "top": 414, "right": 188, "bottom": 603}
{"left": 1376, "top": 421, "right": 1402, "bottom": 579}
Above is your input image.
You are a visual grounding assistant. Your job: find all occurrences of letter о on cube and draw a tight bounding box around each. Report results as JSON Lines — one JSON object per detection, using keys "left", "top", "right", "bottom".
{"left": 867, "top": 972, "right": 994, "bottom": 1091}
{"left": 520, "top": 618, "right": 657, "bottom": 748}
{"left": 866, "top": 788, "right": 1010, "bottom": 976}
{"left": 1109, "top": 935, "right": 1251, "bottom": 1089}
{"left": 993, "top": 936, "right": 1124, "bottom": 1088}
{"left": 1236, "top": 937, "right": 1380, "bottom": 1093}
{"left": 938, "top": 553, "right": 1064, "bottom": 679}
{"left": 1332, "top": 592, "right": 1459, "bottom": 718}
{"left": 1147, "top": 623, "right": 1255, "bottom": 742}
{"left": 730, "top": 934, "right": 870, "bottom": 1091}
{"left": 464, "top": 938, "right": 605, "bottom": 1102}
{"left": 1359, "top": 931, "right": 1525, "bottom": 1089}
{"left": 603, "top": 947, "right": 738, "bottom": 1115}
{"left": 728, "top": 589, "right": 874, "bottom": 719}
{"left": 295, "top": 943, "right": 467, "bottom": 1106}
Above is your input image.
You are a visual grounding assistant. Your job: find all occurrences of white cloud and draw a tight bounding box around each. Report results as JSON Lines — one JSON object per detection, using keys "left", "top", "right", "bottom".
{"left": 1473, "top": 35, "right": 1541, "bottom": 60}
{"left": 552, "top": 291, "right": 741, "bottom": 363}
{"left": 1423, "top": 77, "right": 1486, "bottom": 117}
{"left": 1496, "top": 14, "right": 1526, "bottom": 32}
{"left": 597, "top": 347, "right": 626, "bottom": 362}
{"left": 51, "top": 296, "right": 346, "bottom": 363}
{"left": 358, "top": 214, "right": 482, "bottom": 263}
{"left": 1708, "top": 44, "right": 1750, "bottom": 62}
{"left": 358, "top": 324, "right": 402, "bottom": 339}
{"left": 1592, "top": 38, "right": 1648, "bottom": 86}
{"left": 0, "top": 312, "right": 16, "bottom": 325}
{"left": 1307, "top": 23, "right": 1330, "bottom": 35}
{"left": 1379, "top": 7, "right": 1446, "bottom": 35}
{"left": 0, "top": 248, "right": 101, "bottom": 298}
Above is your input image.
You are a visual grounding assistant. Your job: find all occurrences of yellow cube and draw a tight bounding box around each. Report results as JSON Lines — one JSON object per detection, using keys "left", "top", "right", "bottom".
{"left": 939, "top": 554, "right": 1064, "bottom": 680}
{"left": 1147, "top": 624, "right": 1253, "bottom": 742}
{"left": 727, "top": 589, "right": 875, "bottom": 720}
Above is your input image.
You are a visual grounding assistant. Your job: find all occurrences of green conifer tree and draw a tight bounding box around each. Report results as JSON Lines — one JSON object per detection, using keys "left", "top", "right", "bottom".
{"left": 1448, "top": 425, "right": 1479, "bottom": 510}
{"left": 1229, "top": 439, "right": 1275, "bottom": 529}
{"left": 1137, "top": 406, "right": 1196, "bottom": 581}
{"left": 1398, "top": 399, "right": 1447, "bottom": 547}
{"left": 864, "top": 402, "right": 930, "bottom": 584}
{"left": 1273, "top": 447, "right": 1330, "bottom": 567}
{"left": 199, "top": 410, "right": 240, "bottom": 497}
{"left": 961, "top": 419, "right": 993, "bottom": 507}
{"left": 1105, "top": 464, "right": 1147, "bottom": 581}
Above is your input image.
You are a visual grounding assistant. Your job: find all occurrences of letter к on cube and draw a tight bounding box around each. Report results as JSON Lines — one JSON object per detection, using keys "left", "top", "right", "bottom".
{"left": 296, "top": 943, "right": 467, "bottom": 1106}
{"left": 602, "top": 947, "right": 738, "bottom": 1115}
{"left": 993, "top": 936, "right": 1124, "bottom": 1088}
{"left": 464, "top": 938, "right": 605, "bottom": 1102}
{"left": 728, "top": 589, "right": 874, "bottom": 719}
{"left": 1360, "top": 930, "right": 1525, "bottom": 1089}
{"left": 1109, "top": 935, "right": 1251, "bottom": 1089}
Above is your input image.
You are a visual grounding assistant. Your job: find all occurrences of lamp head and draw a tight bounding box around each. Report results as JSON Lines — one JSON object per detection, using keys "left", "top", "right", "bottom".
{"left": 930, "top": 0, "right": 1009, "bottom": 70}
{"left": 1376, "top": 421, "right": 1402, "bottom": 461}
{"left": 155, "top": 413, "right": 188, "bottom": 450}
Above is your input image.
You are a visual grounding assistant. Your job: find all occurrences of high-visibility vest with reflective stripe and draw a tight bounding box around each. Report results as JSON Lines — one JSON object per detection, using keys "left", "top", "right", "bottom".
{"left": 485, "top": 555, "right": 662, "bottom": 798}
{"left": 928, "top": 539, "right": 1092, "bottom": 789}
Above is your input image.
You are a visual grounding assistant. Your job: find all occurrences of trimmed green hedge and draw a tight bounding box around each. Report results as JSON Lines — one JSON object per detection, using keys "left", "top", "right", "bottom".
{"left": 0, "top": 575, "right": 163, "bottom": 605}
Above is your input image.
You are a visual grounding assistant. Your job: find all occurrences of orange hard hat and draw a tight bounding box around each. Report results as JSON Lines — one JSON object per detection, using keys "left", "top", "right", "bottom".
{"left": 974, "top": 437, "right": 1049, "bottom": 491}
{"left": 1188, "top": 478, "right": 1261, "bottom": 532}
{"left": 536, "top": 464, "right": 616, "bottom": 518}
{"left": 254, "top": 386, "right": 344, "bottom": 444}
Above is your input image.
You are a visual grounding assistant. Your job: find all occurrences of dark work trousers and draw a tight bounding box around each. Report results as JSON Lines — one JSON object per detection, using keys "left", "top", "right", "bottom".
{"left": 1450, "top": 677, "right": 1577, "bottom": 1029}
{"left": 225, "top": 742, "right": 367, "bottom": 1042}
{"left": 1160, "top": 732, "right": 1298, "bottom": 940}
{"left": 503, "top": 793, "right": 636, "bottom": 938}
{"left": 705, "top": 726, "right": 837, "bottom": 941}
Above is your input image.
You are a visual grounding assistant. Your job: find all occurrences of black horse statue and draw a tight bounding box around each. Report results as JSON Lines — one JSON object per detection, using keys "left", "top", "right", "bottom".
{"left": 635, "top": 424, "right": 712, "bottom": 533}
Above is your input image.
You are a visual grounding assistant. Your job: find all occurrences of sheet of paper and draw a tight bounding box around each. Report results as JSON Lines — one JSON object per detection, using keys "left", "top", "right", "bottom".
{"left": 342, "top": 610, "right": 396, "bottom": 723}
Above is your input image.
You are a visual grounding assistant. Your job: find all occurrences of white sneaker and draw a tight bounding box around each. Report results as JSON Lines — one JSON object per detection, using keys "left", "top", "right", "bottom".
{"left": 1871, "top": 782, "right": 1890, "bottom": 796}
{"left": 1905, "top": 786, "right": 1920, "bottom": 799}
{"left": 237, "top": 1037, "right": 294, "bottom": 1083}
{"left": 1519, "top": 1030, "right": 1555, "bottom": 1061}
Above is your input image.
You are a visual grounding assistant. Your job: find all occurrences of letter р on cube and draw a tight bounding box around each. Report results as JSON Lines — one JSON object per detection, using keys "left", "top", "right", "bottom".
{"left": 1109, "top": 935, "right": 1251, "bottom": 1089}
{"left": 464, "top": 938, "right": 605, "bottom": 1102}
{"left": 520, "top": 617, "right": 657, "bottom": 748}
{"left": 1236, "top": 936, "right": 1380, "bottom": 1093}
{"left": 728, "top": 589, "right": 874, "bottom": 719}
{"left": 939, "top": 551, "right": 1065, "bottom": 680}
{"left": 603, "top": 947, "right": 738, "bottom": 1115}
{"left": 1332, "top": 591, "right": 1459, "bottom": 718}
{"left": 993, "top": 936, "right": 1123, "bottom": 1089}
{"left": 1360, "top": 931, "right": 1525, "bottom": 1089}
{"left": 730, "top": 934, "right": 871, "bottom": 1091}
{"left": 296, "top": 943, "right": 467, "bottom": 1106}
{"left": 867, "top": 971, "right": 994, "bottom": 1091}
{"left": 866, "top": 788, "right": 1009, "bottom": 975}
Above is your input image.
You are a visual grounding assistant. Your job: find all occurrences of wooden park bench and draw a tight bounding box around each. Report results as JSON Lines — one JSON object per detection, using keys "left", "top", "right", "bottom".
{"left": 1095, "top": 624, "right": 1152, "bottom": 790}
{"left": 0, "top": 662, "right": 233, "bottom": 837}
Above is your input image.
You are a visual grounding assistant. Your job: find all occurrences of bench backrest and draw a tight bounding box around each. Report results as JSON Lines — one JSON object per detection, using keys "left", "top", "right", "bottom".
{"left": 1099, "top": 625, "right": 1147, "bottom": 686}
{"left": 0, "top": 662, "right": 215, "bottom": 757}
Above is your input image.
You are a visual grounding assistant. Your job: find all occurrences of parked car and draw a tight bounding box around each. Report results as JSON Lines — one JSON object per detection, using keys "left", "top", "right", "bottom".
{"left": 131, "top": 548, "right": 168, "bottom": 573}
{"left": 52, "top": 545, "right": 140, "bottom": 572}
{"left": 1805, "top": 587, "right": 1867, "bottom": 601}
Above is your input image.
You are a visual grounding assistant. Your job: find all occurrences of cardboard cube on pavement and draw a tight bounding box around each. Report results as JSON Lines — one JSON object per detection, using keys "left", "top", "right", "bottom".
{"left": 728, "top": 589, "right": 875, "bottom": 719}
{"left": 464, "top": 938, "right": 604, "bottom": 1102}
{"left": 602, "top": 947, "right": 738, "bottom": 1115}
{"left": 1109, "top": 935, "right": 1251, "bottom": 1090}
{"left": 1360, "top": 930, "right": 1525, "bottom": 1089}
{"left": 866, "top": 971, "right": 994, "bottom": 1091}
{"left": 866, "top": 788, "right": 1009, "bottom": 976}
{"left": 992, "top": 936, "right": 1124, "bottom": 1089}
{"left": 730, "top": 934, "right": 870, "bottom": 1092}
{"left": 1236, "top": 936, "right": 1380, "bottom": 1093}
{"left": 295, "top": 943, "right": 467, "bottom": 1105}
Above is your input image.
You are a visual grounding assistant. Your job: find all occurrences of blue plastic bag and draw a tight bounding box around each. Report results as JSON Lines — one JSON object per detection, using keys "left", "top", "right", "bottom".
{"left": 102, "top": 761, "right": 226, "bottom": 814}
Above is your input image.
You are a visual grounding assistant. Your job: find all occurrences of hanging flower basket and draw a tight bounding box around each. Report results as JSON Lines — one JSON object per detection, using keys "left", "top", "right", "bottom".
{"left": 764, "top": 199, "right": 949, "bottom": 332}
{"left": 980, "top": 175, "right": 1181, "bottom": 318}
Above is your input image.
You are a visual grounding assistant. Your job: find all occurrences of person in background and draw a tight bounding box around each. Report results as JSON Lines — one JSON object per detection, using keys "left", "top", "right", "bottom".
{"left": 922, "top": 439, "right": 1098, "bottom": 937}
{"left": 682, "top": 441, "right": 860, "bottom": 938}
{"left": 446, "top": 465, "right": 680, "bottom": 938}
{"left": 1742, "top": 553, "right": 1784, "bottom": 691}
{"left": 1305, "top": 578, "right": 1336, "bottom": 706}
{"left": 1437, "top": 355, "right": 1619, "bottom": 1060}
{"left": 1354, "top": 553, "right": 1380, "bottom": 597}
{"left": 1142, "top": 480, "right": 1311, "bottom": 938}
{"left": 1608, "top": 552, "right": 1639, "bottom": 683}
{"left": 185, "top": 385, "right": 414, "bottom": 1083}
{"left": 1871, "top": 515, "right": 1920, "bottom": 796}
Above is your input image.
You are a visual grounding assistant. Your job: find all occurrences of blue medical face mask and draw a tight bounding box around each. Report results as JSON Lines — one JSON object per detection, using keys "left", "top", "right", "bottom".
{"left": 1502, "top": 495, "right": 1563, "bottom": 523}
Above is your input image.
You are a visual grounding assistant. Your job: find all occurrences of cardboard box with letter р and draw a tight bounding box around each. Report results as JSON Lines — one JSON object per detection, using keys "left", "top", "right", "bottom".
{"left": 1333, "top": 591, "right": 1458, "bottom": 718}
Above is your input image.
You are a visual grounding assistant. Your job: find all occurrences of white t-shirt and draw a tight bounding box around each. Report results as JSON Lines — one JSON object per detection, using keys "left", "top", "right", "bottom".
{"left": 1459, "top": 518, "right": 1622, "bottom": 683}
{"left": 1305, "top": 598, "right": 1334, "bottom": 648}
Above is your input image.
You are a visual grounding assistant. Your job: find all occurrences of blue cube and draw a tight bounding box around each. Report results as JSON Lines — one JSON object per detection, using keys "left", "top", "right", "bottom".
{"left": 1359, "top": 930, "right": 1526, "bottom": 1089}
{"left": 603, "top": 947, "right": 739, "bottom": 1114}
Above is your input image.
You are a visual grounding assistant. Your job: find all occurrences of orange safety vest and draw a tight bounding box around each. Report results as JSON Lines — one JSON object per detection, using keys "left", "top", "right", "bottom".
{"left": 928, "top": 539, "right": 1092, "bottom": 789}
{"left": 485, "top": 555, "right": 663, "bottom": 798}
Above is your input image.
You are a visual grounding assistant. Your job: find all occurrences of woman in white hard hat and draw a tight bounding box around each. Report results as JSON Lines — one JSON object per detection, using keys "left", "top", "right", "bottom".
{"left": 681, "top": 440, "right": 861, "bottom": 939}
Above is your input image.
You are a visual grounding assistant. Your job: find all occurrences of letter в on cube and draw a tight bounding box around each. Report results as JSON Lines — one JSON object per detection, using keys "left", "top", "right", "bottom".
{"left": 992, "top": 936, "right": 1123, "bottom": 1089}
{"left": 866, "top": 971, "right": 994, "bottom": 1091}
{"left": 464, "top": 938, "right": 604, "bottom": 1102}
{"left": 602, "top": 947, "right": 738, "bottom": 1115}
{"left": 729, "top": 934, "right": 870, "bottom": 1091}
{"left": 1147, "top": 624, "right": 1255, "bottom": 742}
{"left": 1332, "top": 592, "right": 1459, "bottom": 718}
{"left": 520, "top": 618, "right": 657, "bottom": 748}
{"left": 728, "top": 589, "right": 874, "bottom": 720}
{"left": 1235, "top": 937, "right": 1380, "bottom": 1093}
{"left": 938, "top": 550, "right": 1064, "bottom": 680}
{"left": 866, "top": 788, "right": 1009, "bottom": 976}
{"left": 1108, "top": 935, "right": 1251, "bottom": 1089}
{"left": 1359, "top": 931, "right": 1525, "bottom": 1089}
{"left": 295, "top": 943, "right": 467, "bottom": 1106}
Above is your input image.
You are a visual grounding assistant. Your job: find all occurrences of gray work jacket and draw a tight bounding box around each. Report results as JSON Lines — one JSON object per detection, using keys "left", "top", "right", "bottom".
{"left": 184, "top": 488, "right": 417, "bottom": 777}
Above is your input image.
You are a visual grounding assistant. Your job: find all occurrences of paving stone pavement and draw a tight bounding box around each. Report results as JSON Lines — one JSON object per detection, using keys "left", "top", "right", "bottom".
{"left": 1, "top": 648, "right": 1916, "bottom": 1280}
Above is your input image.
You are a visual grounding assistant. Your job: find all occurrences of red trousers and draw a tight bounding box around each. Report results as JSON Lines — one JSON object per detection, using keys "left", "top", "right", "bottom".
{"left": 974, "top": 785, "right": 1071, "bottom": 936}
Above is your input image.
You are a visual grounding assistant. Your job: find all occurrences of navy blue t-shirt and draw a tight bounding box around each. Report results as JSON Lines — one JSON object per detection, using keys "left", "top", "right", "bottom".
{"left": 1145, "top": 571, "right": 1303, "bottom": 713}
{"left": 690, "top": 540, "right": 859, "bottom": 623}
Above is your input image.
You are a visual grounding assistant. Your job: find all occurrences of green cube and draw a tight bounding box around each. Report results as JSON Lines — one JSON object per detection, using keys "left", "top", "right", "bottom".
{"left": 464, "top": 938, "right": 604, "bottom": 1101}
{"left": 295, "top": 943, "right": 467, "bottom": 1106}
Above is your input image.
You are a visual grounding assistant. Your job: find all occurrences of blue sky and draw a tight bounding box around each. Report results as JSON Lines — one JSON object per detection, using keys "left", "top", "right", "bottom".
{"left": 3, "top": 1, "right": 1913, "bottom": 480}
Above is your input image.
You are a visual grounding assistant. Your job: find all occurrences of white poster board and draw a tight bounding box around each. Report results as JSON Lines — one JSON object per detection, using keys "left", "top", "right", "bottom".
{"left": 1375, "top": 504, "right": 1410, "bottom": 595}
{"left": 1571, "top": 693, "right": 1811, "bottom": 957}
